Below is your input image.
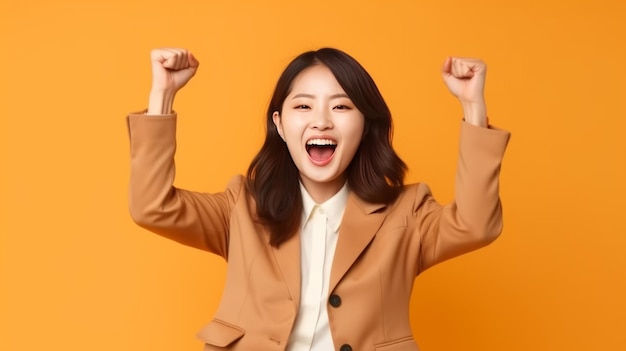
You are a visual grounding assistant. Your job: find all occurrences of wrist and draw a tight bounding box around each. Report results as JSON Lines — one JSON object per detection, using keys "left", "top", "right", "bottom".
{"left": 147, "top": 89, "right": 176, "bottom": 115}
{"left": 461, "top": 101, "right": 488, "bottom": 127}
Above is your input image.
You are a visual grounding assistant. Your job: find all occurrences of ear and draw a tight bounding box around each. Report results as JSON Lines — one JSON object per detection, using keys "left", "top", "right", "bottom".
{"left": 272, "top": 111, "right": 285, "bottom": 141}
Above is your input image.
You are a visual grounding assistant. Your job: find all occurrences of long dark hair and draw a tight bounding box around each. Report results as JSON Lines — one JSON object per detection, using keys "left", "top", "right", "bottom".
{"left": 246, "top": 48, "right": 407, "bottom": 247}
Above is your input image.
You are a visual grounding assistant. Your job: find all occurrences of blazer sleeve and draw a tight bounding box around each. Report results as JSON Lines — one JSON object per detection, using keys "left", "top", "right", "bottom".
{"left": 126, "top": 112, "right": 242, "bottom": 258}
{"left": 415, "top": 121, "right": 511, "bottom": 272}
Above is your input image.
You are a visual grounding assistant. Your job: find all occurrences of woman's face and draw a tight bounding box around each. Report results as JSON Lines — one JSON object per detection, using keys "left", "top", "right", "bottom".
{"left": 273, "top": 64, "right": 365, "bottom": 203}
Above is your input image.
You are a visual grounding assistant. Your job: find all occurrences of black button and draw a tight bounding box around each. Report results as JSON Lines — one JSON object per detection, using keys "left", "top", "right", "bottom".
{"left": 329, "top": 294, "right": 342, "bottom": 307}
{"left": 340, "top": 344, "right": 352, "bottom": 351}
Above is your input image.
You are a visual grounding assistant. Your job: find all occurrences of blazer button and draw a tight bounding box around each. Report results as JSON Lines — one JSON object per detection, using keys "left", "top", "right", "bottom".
{"left": 329, "top": 294, "right": 342, "bottom": 307}
{"left": 340, "top": 344, "right": 352, "bottom": 351}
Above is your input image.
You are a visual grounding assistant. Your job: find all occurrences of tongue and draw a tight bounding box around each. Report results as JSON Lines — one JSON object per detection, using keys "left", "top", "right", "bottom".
{"left": 308, "top": 146, "right": 334, "bottom": 162}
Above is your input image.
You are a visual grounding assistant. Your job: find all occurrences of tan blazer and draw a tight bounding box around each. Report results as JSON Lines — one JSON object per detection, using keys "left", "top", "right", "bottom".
{"left": 127, "top": 113, "right": 510, "bottom": 351}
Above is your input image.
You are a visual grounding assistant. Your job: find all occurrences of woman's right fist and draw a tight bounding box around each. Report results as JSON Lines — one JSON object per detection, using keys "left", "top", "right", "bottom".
{"left": 150, "top": 48, "right": 199, "bottom": 94}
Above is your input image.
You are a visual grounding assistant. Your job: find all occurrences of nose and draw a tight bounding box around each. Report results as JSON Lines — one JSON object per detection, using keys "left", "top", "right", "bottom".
{"left": 311, "top": 109, "right": 333, "bottom": 130}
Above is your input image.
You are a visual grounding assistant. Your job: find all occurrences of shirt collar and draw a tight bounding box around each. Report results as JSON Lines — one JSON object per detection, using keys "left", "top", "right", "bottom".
{"left": 300, "top": 182, "right": 349, "bottom": 232}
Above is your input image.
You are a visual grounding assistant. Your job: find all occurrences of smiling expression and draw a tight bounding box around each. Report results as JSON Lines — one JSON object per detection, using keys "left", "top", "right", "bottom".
{"left": 273, "top": 64, "right": 365, "bottom": 203}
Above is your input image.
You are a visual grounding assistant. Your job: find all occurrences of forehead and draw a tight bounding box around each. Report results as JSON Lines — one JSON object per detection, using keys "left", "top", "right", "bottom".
{"left": 289, "top": 64, "right": 346, "bottom": 95}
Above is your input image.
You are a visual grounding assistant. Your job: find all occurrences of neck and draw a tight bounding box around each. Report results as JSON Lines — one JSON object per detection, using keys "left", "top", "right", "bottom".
{"left": 300, "top": 176, "right": 346, "bottom": 204}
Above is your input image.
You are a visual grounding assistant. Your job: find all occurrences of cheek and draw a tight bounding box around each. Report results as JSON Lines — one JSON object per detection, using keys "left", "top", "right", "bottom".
{"left": 279, "top": 121, "right": 305, "bottom": 155}
{"left": 280, "top": 121, "right": 302, "bottom": 144}
{"left": 343, "top": 120, "right": 365, "bottom": 153}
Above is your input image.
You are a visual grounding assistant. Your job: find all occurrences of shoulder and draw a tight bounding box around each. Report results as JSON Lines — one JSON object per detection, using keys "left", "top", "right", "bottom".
{"left": 224, "top": 174, "right": 260, "bottom": 217}
{"left": 401, "top": 182, "right": 433, "bottom": 203}
{"left": 226, "top": 174, "right": 245, "bottom": 191}
{"left": 222, "top": 174, "right": 248, "bottom": 203}
{"left": 349, "top": 182, "right": 436, "bottom": 214}
{"left": 385, "top": 182, "right": 436, "bottom": 214}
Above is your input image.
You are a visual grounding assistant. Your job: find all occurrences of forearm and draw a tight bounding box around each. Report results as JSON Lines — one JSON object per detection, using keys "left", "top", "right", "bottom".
{"left": 450, "top": 122, "right": 510, "bottom": 240}
{"left": 128, "top": 113, "right": 178, "bottom": 223}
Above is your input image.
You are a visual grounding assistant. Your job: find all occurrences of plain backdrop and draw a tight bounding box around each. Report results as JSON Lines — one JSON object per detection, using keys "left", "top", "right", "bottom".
{"left": 1, "top": 0, "right": 625, "bottom": 350}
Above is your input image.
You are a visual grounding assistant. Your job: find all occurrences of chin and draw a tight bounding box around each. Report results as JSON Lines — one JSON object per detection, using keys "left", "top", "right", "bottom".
{"left": 303, "top": 169, "right": 345, "bottom": 185}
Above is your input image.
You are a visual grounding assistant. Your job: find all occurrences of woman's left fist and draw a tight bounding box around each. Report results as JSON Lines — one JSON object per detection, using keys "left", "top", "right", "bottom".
{"left": 441, "top": 57, "right": 487, "bottom": 104}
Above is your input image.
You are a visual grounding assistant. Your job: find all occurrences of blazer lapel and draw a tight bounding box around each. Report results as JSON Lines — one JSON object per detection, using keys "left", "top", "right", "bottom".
{"left": 271, "top": 230, "right": 302, "bottom": 308}
{"left": 329, "top": 193, "right": 387, "bottom": 293}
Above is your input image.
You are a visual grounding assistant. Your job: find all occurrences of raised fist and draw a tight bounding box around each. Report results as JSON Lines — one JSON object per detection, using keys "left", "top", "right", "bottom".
{"left": 442, "top": 57, "right": 486, "bottom": 105}
{"left": 150, "top": 48, "right": 199, "bottom": 95}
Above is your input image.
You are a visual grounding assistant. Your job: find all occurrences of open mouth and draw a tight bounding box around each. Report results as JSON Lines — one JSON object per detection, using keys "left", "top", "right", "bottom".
{"left": 306, "top": 138, "right": 337, "bottom": 162}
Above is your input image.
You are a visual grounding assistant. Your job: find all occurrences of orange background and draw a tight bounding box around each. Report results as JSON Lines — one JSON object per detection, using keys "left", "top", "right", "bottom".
{"left": 1, "top": 0, "right": 625, "bottom": 350}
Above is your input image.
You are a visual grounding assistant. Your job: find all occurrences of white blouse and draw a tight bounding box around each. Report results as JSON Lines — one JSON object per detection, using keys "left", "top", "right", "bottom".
{"left": 286, "top": 183, "right": 349, "bottom": 351}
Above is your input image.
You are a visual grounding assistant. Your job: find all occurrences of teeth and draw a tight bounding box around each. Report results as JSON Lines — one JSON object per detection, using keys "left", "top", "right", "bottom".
{"left": 307, "top": 139, "right": 337, "bottom": 146}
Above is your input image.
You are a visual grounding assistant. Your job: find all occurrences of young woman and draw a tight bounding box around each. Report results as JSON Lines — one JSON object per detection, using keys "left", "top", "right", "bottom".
{"left": 127, "top": 47, "right": 510, "bottom": 351}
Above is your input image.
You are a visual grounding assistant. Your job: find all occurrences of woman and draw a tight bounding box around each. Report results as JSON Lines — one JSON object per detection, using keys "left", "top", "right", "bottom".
{"left": 127, "top": 47, "right": 510, "bottom": 350}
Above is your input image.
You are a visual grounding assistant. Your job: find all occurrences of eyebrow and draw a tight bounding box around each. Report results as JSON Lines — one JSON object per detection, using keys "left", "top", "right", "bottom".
{"left": 291, "top": 93, "right": 350, "bottom": 100}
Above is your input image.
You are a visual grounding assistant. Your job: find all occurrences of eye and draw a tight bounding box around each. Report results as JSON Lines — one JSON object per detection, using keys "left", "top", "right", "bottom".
{"left": 295, "top": 104, "right": 310, "bottom": 110}
{"left": 333, "top": 105, "right": 351, "bottom": 110}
